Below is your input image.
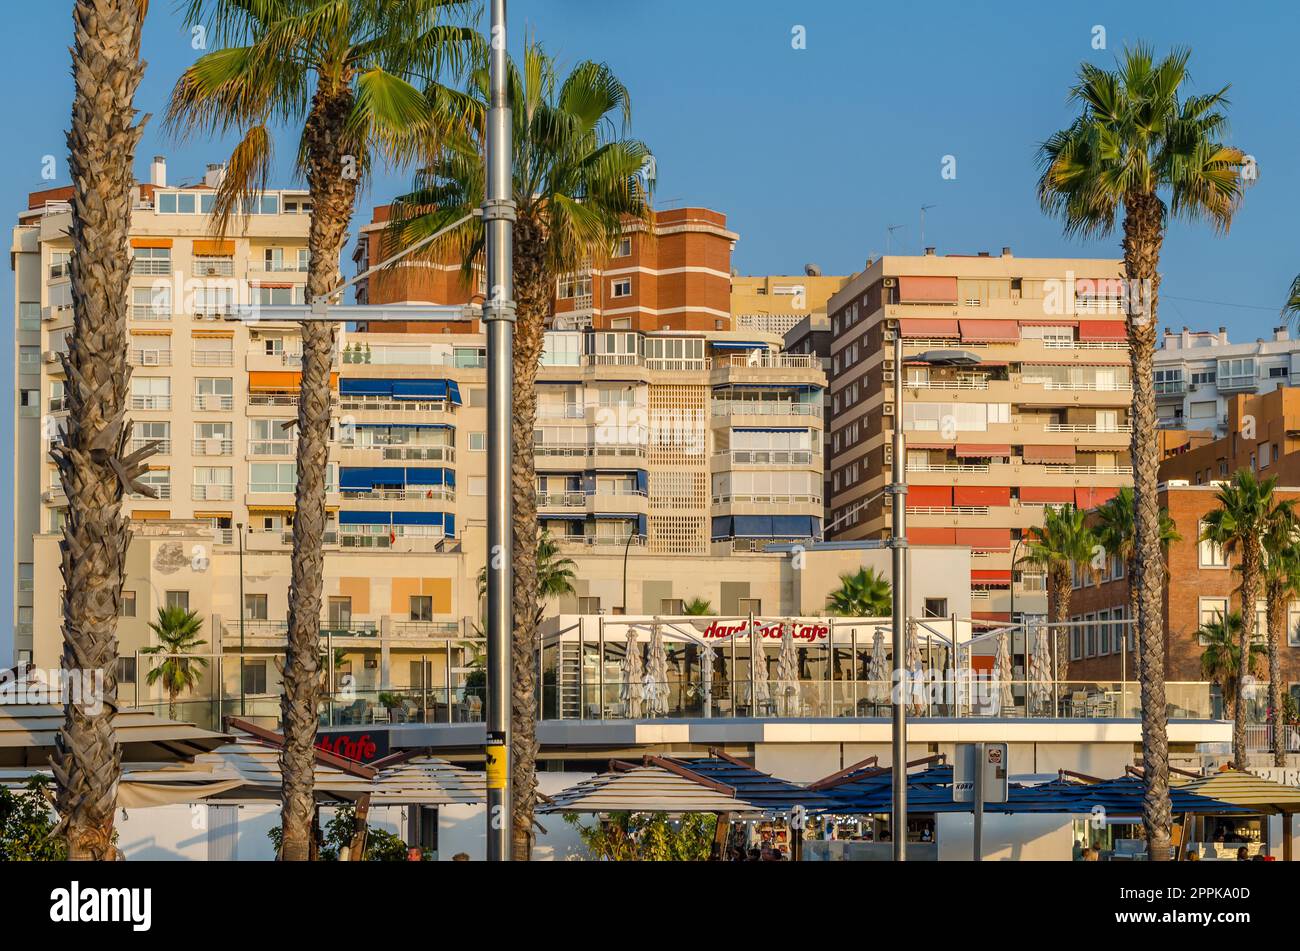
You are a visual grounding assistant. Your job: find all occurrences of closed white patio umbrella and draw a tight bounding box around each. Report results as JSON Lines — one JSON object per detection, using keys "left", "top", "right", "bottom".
{"left": 995, "top": 632, "right": 1014, "bottom": 714}
{"left": 1029, "top": 623, "right": 1053, "bottom": 715}
{"left": 777, "top": 620, "right": 800, "bottom": 716}
{"left": 750, "top": 623, "right": 770, "bottom": 713}
{"left": 867, "top": 628, "right": 889, "bottom": 707}
{"left": 646, "top": 622, "right": 670, "bottom": 716}
{"left": 621, "top": 627, "right": 644, "bottom": 718}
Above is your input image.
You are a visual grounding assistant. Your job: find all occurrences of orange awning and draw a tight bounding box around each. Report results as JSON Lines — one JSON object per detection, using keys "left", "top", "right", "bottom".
{"left": 907, "top": 485, "right": 953, "bottom": 507}
{"left": 897, "top": 318, "right": 959, "bottom": 338}
{"left": 954, "top": 444, "right": 1011, "bottom": 457}
{"left": 130, "top": 237, "right": 172, "bottom": 249}
{"left": 193, "top": 239, "right": 235, "bottom": 256}
{"left": 897, "top": 276, "right": 957, "bottom": 303}
{"left": 1076, "top": 486, "right": 1120, "bottom": 509}
{"left": 971, "top": 569, "right": 1012, "bottom": 585}
{"left": 130, "top": 328, "right": 171, "bottom": 336}
{"left": 1078, "top": 320, "right": 1128, "bottom": 341}
{"left": 954, "top": 485, "right": 1010, "bottom": 507}
{"left": 909, "top": 527, "right": 956, "bottom": 545}
{"left": 1022, "top": 444, "right": 1076, "bottom": 464}
{"left": 960, "top": 320, "right": 1020, "bottom": 343}
{"left": 191, "top": 329, "right": 234, "bottom": 338}
{"left": 248, "top": 371, "right": 339, "bottom": 390}
{"left": 1019, "top": 486, "right": 1075, "bottom": 504}
{"left": 130, "top": 510, "right": 171, "bottom": 520}
{"left": 955, "top": 528, "right": 1011, "bottom": 551}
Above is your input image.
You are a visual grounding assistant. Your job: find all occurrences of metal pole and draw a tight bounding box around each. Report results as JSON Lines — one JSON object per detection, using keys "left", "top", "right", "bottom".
{"left": 237, "top": 522, "right": 246, "bottom": 716}
{"left": 890, "top": 331, "right": 908, "bottom": 860}
{"left": 974, "top": 741, "right": 985, "bottom": 861}
{"left": 483, "top": 0, "right": 516, "bottom": 865}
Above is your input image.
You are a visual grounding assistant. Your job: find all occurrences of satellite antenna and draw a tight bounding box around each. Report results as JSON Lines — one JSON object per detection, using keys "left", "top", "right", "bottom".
{"left": 886, "top": 224, "right": 905, "bottom": 254}
{"left": 920, "top": 204, "right": 937, "bottom": 250}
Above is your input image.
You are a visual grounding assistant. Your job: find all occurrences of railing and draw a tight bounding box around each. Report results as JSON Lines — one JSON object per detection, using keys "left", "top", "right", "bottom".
{"left": 646, "top": 358, "right": 709, "bottom": 371}
{"left": 340, "top": 487, "right": 455, "bottom": 502}
{"left": 1045, "top": 423, "right": 1132, "bottom": 433}
{"left": 719, "top": 449, "right": 814, "bottom": 466}
{"left": 555, "top": 534, "right": 646, "bottom": 549}
{"left": 718, "top": 352, "right": 819, "bottom": 369}
{"left": 590, "top": 353, "right": 643, "bottom": 366}
{"left": 192, "top": 438, "right": 234, "bottom": 456}
{"left": 132, "top": 259, "right": 171, "bottom": 276}
{"left": 246, "top": 530, "right": 339, "bottom": 549}
{"left": 193, "top": 350, "right": 234, "bottom": 366}
{"left": 1043, "top": 464, "right": 1134, "bottom": 475}
{"left": 907, "top": 505, "right": 991, "bottom": 516}
{"left": 249, "top": 393, "right": 300, "bottom": 407}
{"left": 1246, "top": 723, "right": 1300, "bottom": 753}
{"left": 193, "top": 258, "right": 234, "bottom": 277}
{"left": 537, "top": 403, "right": 585, "bottom": 419}
{"left": 712, "top": 493, "right": 822, "bottom": 505}
{"left": 129, "top": 395, "right": 172, "bottom": 411}
{"left": 538, "top": 491, "right": 586, "bottom": 508}
{"left": 131, "top": 437, "right": 170, "bottom": 454}
{"left": 194, "top": 395, "right": 234, "bottom": 411}
{"left": 338, "top": 397, "right": 453, "bottom": 413}
{"left": 47, "top": 397, "right": 68, "bottom": 413}
{"left": 192, "top": 484, "right": 235, "bottom": 501}
{"left": 392, "top": 621, "right": 461, "bottom": 639}
{"left": 248, "top": 438, "right": 296, "bottom": 456}
{"left": 907, "top": 463, "right": 990, "bottom": 473}
{"left": 1043, "top": 339, "right": 1127, "bottom": 350}
{"left": 130, "top": 483, "right": 171, "bottom": 500}
{"left": 905, "top": 379, "right": 990, "bottom": 390}
{"left": 129, "top": 348, "right": 172, "bottom": 366}
{"left": 1043, "top": 382, "right": 1132, "bottom": 392}
{"left": 711, "top": 401, "right": 822, "bottom": 417}
{"left": 339, "top": 532, "right": 447, "bottom": 550}
{"left": 380, "top": 445, "right": 454, "bottom": 462}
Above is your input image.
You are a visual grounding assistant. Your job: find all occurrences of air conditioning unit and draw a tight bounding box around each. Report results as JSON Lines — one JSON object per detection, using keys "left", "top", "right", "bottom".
{"left": 41, "top": 308, "right": 55, "bottom": 321}
{"left": 206, "top": 438, "right": 223, "bottom": 455}
{"left": 884, "top": 359, "right": 894, "bottom": 371}
{"left": 42, "top": 351, "right": 59, "bottom": 363}
{"left": 883, "top": 278, "right": 896, "bottom": 287}
{"left": 883, "top": 330, "right": 895, "bottom": 342}
{"left": 40, "top": 490, "right": 55, "bottom": 503}
{"left": 883, "top": 371, "right": 894, "bottom": 382}
{"left": 883, "top": 403, "right": 894, "bottom": 416}
{"left": 140, "top": 351, "right": 159, "bottom": 366}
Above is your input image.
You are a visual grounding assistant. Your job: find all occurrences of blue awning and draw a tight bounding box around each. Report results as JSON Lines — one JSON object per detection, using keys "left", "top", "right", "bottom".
{"left": 404, "top": 467, "right": 455, "bottom": 487}
{"left": 392, "top": 379, "right": 448, "bottom": 400}
{"left": 339, "top": 511, "right": 392, "bottom": 526}
{"left": 540, "top": 513, "right": 587, "bottom": 521}
{"left": 340, "top": 467, "right": 404, "bottom": 489}
{"left": 340, "top": 379, "right": 393, "bottom": 396}
{"left": 733, "top": 427, "right": 810, "bottom": 433}
{"left": 391, "top": 511, "right": 445, "bottom": 527}
{"left": 355, "top": 422, "right": 454, "bottom": 430}
{"left": 711, "top": 341, "right": 769, "bottom": 350}
{"left": 712, "top": 515, "right": 819, "bottom": 540}
{"left": 712, "top": 383, "right": 822, "bottom": 392}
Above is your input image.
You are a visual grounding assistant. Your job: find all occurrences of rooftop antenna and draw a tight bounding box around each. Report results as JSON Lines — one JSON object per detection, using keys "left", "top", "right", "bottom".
{"left": 886, "top": 224, "right": 905, "bottom": 254}
{"left": 920, "top": 204, "right": 937, "bottom": 251}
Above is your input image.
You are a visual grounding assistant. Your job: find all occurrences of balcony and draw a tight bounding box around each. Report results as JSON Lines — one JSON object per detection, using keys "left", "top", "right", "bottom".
{"left": 340, "top": 487, "right": 455, "bottom": 502}
{"left": 537, "top": 403, "right": 585, "bottom": 419}
{"left": 711, "top": 401, "right": 822, "bottom": 418}
{"left": 192, "top": 438, "right": 234, "bottom": 456}
{"left": 130, "top": 305, "right": 171, "bottom": 321}
{"left": 716, "top": 449, "right": 815, "bottom": 467}
{"left": 193, "top": 350, "right": 234, "bottom": 367}
{"left": 131, "top": 259, "right": 171, "bottom": 276}
{"left": 712, "top": 492, "right": 822, "bottom": 506}
{"left": 130, "top": 395, "right": 172, "bottom": 411}
{"left": 129, "top": 483, "right": 171, "bottom": 501}
{"left": 192, "top": 484, "right": 235, "bottom": 502}
{"left": 716, "top": 352, "right": 819, "bottom": 370}
{"left": 248, "top": 438, "right": 297, "bottom": 457}
{"left": 129, "top": 348, "right": 172, "bottom": 367}
{"left": 193, "top": 394, "right": 235, "bottom": 412}
{"left": 1217, "top": 374, "right": 1257, "bottom": 393}
{"left": 1044, "top": 423, "right": 1132, "bottom": 434}
{"left": 555, "top": 533, "right": 646, "bottom": 551}
{"left": 130, "top": 437, "right": 170, "bottom": 455}
{"left": 1155, "top": 381, "right": 1187, "bottom": 399}
{"left": 538, "top": 491, "right": 586, "bottom": 509}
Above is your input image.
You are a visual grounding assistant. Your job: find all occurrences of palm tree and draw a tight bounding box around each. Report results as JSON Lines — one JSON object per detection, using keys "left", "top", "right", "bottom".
{"left": 477, "top": 532, "right": 578, "bottom": 628}
{"left": 141, "top": 607, "right": 209, "bottom": 721}
{"left": 1199, "top": 611, "right": 1265, "bottom": 723}
{"left": 1201, "top": 470, "right": 1293, "bottom": 768}
{"left": 389, "top": 40, "right": 649, "bottom": 859}
{"left": 1037, "top": 46, "right": 1250, "bottom": 860}
{"left": 824, "top": 567, "right": 892, "bottom": 617}
{"left": 1259, "top": 497, "right": 1300, "bottom": 766}
{"left": 51, "top": 0, "right": 154, "bottom": 862}
{"left": 1022, "top": 505, "right": 1097, "bottom": 680}
{"left": 1093, "top": 488, "right": 1181, "bottom": 658}
{"left": 682, "top": 598, "right": 713, "bottom": 616}
{"left": 167, "top": 0, "right": 477, "bottom": 861}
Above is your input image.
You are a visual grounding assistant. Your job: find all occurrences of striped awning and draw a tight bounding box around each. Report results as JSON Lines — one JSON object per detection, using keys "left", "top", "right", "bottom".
{"left": 541, "top": 762, "right": 759, "bottom": 815}
{"left": 1180, "top": 769, "right": 1300, "bottom": 814}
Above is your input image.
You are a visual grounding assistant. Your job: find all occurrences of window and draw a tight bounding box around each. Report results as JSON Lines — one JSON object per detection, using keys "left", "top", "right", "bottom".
{"left": 1255, "top": 599, "right": 1268, "bottom": 644}
{"left": 116, "top": 657, "right": 137, "bottom": 685}
{"left": 923, "top": 598, "right": 948, "bottom": 619}
{"left": 19, "top": 346, "right": 40, "bottom": 372}
{"left": 120, "top": 590, "right": 136, "bottom": 617}
{"left": 17, "top": 564, "right": 33, "bottom": 593}
{"left": 611, "top": 279, "right": 632, "bottom": 298}
{"left": 468, "top": 476, "right": 487, "bottom": 496}
{"left": 737, "top": 598, "right": 762, "bottom": 615}
{"left": 328, "top": 597, "right": 352, "bottom": 629}
{"left": 616, "top": 236, "right": 632, "bottom": 257}
{"left": 244, "top": 593, "right": 268, "bottom": 620}
{"left": 1198, "top": 597, "right": 1229, "bottom": 643}
{"left": 1269, "top": 366, "right": 1289, "bottom": 379}
{"left": 661, "top": 599, "right": 685, "bottom": 615}
{"left": 20, "top": 389, "right": 40, "bottom": 417}
{"left": 469, "top": 432, "right": 487, "bottom": 452}
{"left": 410, "top": 596, "right": 434, "bottom": 622}
{"left": 243, "top": 662, "right": 268, "bottom": 695}
{"left": 166, "top": 591, "right": 190, "bottom": 612}
{"left": 1288, "top": 601, "right": 1300, "bottom": 648}
{"left": 1198, "top": 520, "right": 1228, "bottom": 567}
{"left": 577, "top": 596, "right": 601, "bottom": 614}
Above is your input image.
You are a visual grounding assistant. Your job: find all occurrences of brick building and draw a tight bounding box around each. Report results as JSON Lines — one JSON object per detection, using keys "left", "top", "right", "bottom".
{"left": 1066, "top": 485, "right": 1300, "bottom": 709}
{"left": 1159, "top": 387, "right": 1300, "bottom": 486}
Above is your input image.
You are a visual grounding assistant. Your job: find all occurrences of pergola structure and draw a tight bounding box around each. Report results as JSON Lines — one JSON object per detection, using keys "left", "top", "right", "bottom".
{"left": 0, "top": 703, "right": 230, "bottom": 767}
{"left": 1180, "top": 769, "right": 1300, "bottom": 861}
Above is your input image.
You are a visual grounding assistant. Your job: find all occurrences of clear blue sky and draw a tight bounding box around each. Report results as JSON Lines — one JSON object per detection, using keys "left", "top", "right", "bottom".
{"left": 3, "top": 0, "right": 1298, "bottom": 658}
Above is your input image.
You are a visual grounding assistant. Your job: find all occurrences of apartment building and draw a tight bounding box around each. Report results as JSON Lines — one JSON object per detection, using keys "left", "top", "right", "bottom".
{"left": 730, "top": 269, "right": 850, "bottom": 338}
{"left": 1159, "top": 386, "right": 1300, "bottom": 486}
{"left": 11, "top": 177, "right": 828, "bottom": 713}
{"left": 1155, "top": 325, "right": 1300, "bottom": 437}
{"left": 824, "top": 249, "right": 1131, "bottom": 621}
{"left": 1068, "top": 484, "right": 1300, "bottom": 715}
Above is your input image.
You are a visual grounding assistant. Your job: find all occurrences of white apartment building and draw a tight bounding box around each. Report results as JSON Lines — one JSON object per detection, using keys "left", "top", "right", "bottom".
{"left": 1155, "top": 325, "right": 1299, "bottom": 436}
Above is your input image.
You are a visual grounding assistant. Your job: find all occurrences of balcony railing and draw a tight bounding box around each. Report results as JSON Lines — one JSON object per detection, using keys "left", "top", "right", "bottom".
{"left": 131, "top": 259, "right": 171, "bottom": 276}
{"left": 339, "top": 487, "right": 455, "bottom": 502}
{"left": 193, "top": 350, "right": 234, "bottom": 366}
{"left": 538, "top": 491, "right": 586, "bottom": 508}
{"left": 1044, "top": 423, "right": 1132, "bottom": 433}
{"left": 907, "top": 463, "right": 990, "bottom": 473}
{"left": 711, "top": 401, "right": 822, "bottom": 417}
{"left": 130, "top": 395, "right": 172, "bottom": 411}
{"left": 131, "top": 437, "right": 170, "bottom": 454}
{"left": 905, "top": 378, "right": 990, "bottom": 390}
{"left": 193, "top": 394, "right": 235, "bottom": 411}
{"left": 1043, "top": 339, "right": 1127, "bottom": 350}
{"left": 1043, "top": 381, "right": 1132, "bottom": 392}
{"left": 712, "top": 493, "right": 822, "bottom": 505}
{"left": 717, "top": 352, "right": 819, "bottom": 369}
{"left": 1043, "top": 464, "right": 1134, "bottom": 475}
{"left": 192, "top": 484, "right": 235, "bottom": 501}
{"left": 129, "top": 349, "right": 172, "bottom": 366}
{"left": 555, "top": 534, "right": 646, "bottom": 549}
{"left": 192, "top": 438, "right": 234, "bottom": 456}
{"left": 719, "top": 449, "right": 814, "bottom": 466}
{"left": 130, "top": 483, "right": 171, "bottom": 500}
{"left": 537, "top": 403, "right": 585, "bottom": 419}
{"left": 907, "top": 505, "right": 991, "bottom": 516}
{"left": 248, "top": 438, "right": 296, "bottom": 456}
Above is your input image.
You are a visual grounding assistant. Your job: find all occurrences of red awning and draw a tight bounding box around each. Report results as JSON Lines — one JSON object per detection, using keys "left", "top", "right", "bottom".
{"left": 1020, "top": 318, "right": 1079, "bottom": 327}
{"left": 897, "top": 317, "right": 960, "bottom": 338}
{"left": 907, "top": 485, "right": 953, "bottom": 507}
{"left": 1078, "top": 320, "right": 1127, "bottom": 341}
{"left": 1075, "top": 486, "right": 1120, "bottom": 509}
{"left": 1019, "top": 486, "right": 1075, "bottom": 504}
{"left": 971, "top": 570, "right": 1013, "bottom": 585}
{"left": 954, "top": 444, "right": 1012, "bottom": 457}
{"left": 960, "top": 319, "right": 1020, "bottom": 343}
{"left": 910, "top": 527, "right": 956, "bottom": 545}
{"left": 898, "top": 276, "right": 957, "bottom": 303}
{"left": 905, "top": 442, "right": 953, "bottom": 450}
{"left": 1022, "top": 444, "right": 1076, "bottom": 464}
{"left": 956, "top": 528, "right": 1011, "bottom": 551}
{"left": 955, "top": 485, "right": 1010, "bottom": 507}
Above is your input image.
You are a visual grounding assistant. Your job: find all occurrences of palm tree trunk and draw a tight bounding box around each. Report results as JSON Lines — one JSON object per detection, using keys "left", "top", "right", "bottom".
{"left": 1235, "top": 550, "right": 1260, "bottom": 769}
{"left": 1124, "top": 191, "right": 1172, "bottom": 861}
{"left": 1267, "top": 582, "right": 1287, "bottom": 767}
{"left": 1049, "top": 566, "right": 1071, "bottom": 683}
{"left": 279, "top": 83, "right": 358, "bottom": 861}
{"left": 52, "top": 0, "right": 148, "bottom": 862}
{"left": 509, "top": 217, "right": 548, "bottom": 861}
